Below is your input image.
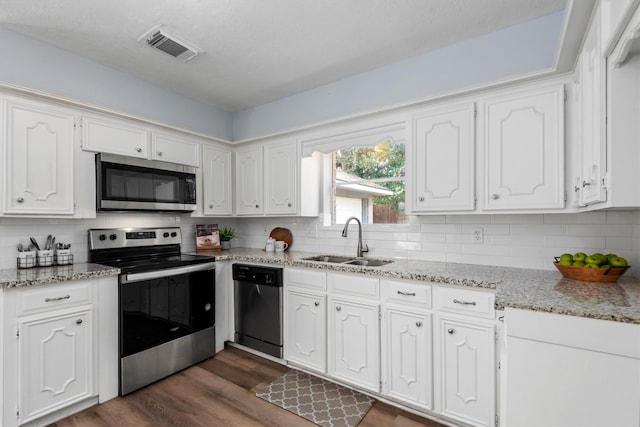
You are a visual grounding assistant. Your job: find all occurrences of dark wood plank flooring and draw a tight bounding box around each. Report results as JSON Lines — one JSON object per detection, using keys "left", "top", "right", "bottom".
{"left": 50, "top": 345, "right": 444, "bottom": 427}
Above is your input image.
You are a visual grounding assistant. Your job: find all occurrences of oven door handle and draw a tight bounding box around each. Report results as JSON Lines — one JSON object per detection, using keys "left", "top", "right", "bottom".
{"left": 121, "top": 262, "right": 216, "bottom": 284}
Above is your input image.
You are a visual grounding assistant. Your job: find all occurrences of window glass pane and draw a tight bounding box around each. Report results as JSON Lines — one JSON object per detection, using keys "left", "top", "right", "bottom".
{"left": 333, "top": 139, "right": 407, "bottom": 225}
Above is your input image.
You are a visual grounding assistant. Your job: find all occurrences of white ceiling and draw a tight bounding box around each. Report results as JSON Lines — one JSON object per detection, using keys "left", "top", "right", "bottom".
{"left": 0, "top": 0, "right": 567, "bottom": 112}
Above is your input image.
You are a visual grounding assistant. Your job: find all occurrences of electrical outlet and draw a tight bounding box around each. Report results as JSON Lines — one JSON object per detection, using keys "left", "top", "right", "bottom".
{"left": 472, "top": 228, "right": 483, "bottom": 243}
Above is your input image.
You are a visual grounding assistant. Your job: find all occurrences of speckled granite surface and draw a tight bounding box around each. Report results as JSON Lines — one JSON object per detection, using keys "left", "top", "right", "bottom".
{"left": 205, "top": 248, "right": 640, "bottom": 324}
{"left": 0, "top": 263, "right": 120, "bottom": 288}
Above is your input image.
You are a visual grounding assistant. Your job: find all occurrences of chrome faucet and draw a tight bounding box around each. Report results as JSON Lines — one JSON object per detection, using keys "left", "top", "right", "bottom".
{"left": 341, "top": 216, "right": 369, "bottom": 257}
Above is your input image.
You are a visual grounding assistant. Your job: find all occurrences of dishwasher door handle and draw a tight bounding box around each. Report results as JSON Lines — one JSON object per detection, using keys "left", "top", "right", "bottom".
{"left": 255, "top": 284, "right": 262, "bottom": 295}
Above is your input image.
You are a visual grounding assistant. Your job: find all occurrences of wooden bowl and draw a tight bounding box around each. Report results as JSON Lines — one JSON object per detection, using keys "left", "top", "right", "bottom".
{"left": 553, "top": 260, "right": 630, "bottom": 283}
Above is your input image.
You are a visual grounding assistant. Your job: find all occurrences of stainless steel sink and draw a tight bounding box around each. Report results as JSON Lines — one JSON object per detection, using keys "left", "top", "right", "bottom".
{"left": 344, "top": 259, "right": 393, "bottom": 267}
{"left": 302, "top": 255, "right": 354, "bottom": 263}
{"left": 302, "top": 255, "right": 393, "bottom": 267}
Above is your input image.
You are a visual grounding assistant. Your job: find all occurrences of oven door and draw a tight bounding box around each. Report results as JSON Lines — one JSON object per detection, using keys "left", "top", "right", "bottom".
{"left": 119, "top": 263, "right": 215, "bottom": 358}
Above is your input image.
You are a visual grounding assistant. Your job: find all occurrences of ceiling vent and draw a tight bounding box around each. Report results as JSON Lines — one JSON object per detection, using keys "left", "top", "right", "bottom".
{"left": 139, "top": 26, "right": 203, "bottom": 62}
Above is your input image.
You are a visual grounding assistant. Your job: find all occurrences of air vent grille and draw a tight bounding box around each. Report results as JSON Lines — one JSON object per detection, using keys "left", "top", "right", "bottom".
{"left": 140, "top": 26, "right": 202, "bottom": 62}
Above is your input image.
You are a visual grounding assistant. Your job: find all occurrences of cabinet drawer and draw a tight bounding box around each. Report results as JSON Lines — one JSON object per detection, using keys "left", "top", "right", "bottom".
{"left": 328, "top": 272, "right": 379, "bottom": 298}
{"left": 382, "top": 279, "right": 431, "bottom": 309}
{"left": 16, "top": 280, "right": 93, "bottom": 316}
{"left": 286, "top": 268, "right": 326, "bottom": 290}
{"left": 435, "top": 286, "right": 495, "bottom": 319}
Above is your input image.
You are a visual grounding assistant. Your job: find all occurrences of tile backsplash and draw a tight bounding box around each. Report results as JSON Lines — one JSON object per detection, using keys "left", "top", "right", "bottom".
{"left": 1, "top": 211, "right": 638, "bottom": 276}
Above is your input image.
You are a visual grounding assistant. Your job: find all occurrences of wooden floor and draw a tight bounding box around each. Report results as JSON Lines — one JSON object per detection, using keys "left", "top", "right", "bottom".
{"left": 50, "top": 345, "right": 444, "bottom": 427}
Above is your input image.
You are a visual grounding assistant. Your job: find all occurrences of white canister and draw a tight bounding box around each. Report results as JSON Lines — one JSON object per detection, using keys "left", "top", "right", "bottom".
{"left": 265, "top": 237, "right": 276, "bottom": 252}
{"left": 37, "top": 250, "right": 54, "bottom": 267}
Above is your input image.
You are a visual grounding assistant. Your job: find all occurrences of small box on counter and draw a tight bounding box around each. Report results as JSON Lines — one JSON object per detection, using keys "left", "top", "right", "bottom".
{"left": 195, "top": 224, "right": 221, "bottom": 252}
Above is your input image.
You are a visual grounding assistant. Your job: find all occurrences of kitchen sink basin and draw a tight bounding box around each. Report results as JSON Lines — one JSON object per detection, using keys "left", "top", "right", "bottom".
{"left": 302, "top": 255, "right": 393, "bottom": 267}
{"left": 302, "top": 255, "right": 355, "bottom": 263}
{"left": 344, "top": 259, "right": 393, "bottom": 267}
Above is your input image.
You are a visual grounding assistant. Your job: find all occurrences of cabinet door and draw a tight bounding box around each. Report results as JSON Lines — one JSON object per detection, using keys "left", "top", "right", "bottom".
{"left": 578, "top": 8, "right": 607, "bottom": 205}
{"left": 19, "top": 309, "right": 93, "bottom": 424}
{"left": 438, "top": 316, "right": 494, "bottom": 427}
{"left": 81, "top": 115, "right": 149, "bottom": 158}
{"left": 3, "top": 98, "right": 75, "bottom": 215}
{"left": 235, "top": 147, "right": 263, "bottom": 215}
{"left": 484, "top": 85, "right": 564, "bottom": 210}
{"left": 264, "top": 139, "right": 297, "bottom": 215}
{"left": 385, "top": 308, "right": 432, "bottom": 410}
{"left": 411, "top": 103, "right": 475, "bottom": 212}
{"left": 151, "top": 131, "right": 200, "bottom": 166}
{"left": 328, "top": 297, "right": 379, "bottom": 392}
{"left": 202, "top": 145, "right": 232, "bottom": 215}
{"left": 285, "top": 290, "right": 326, "bottom": 372}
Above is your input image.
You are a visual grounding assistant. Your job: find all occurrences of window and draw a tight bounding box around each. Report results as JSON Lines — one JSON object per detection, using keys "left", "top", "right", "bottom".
{"left": 332, "top": 138, "right": 407, "bottom": 225}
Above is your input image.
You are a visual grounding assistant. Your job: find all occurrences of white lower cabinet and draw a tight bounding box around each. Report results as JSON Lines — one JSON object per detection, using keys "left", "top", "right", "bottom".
{"left": 285, "top": 290, "right": 326, "bottom": 373}
{"left": 384, "top": 308, "right": 432, "bottom": 410}
{"left": 437, "top": 315, "right": 495, "bottom": 427}
{"left": 328, "top": 297, "right": 380, "bottom": 392}
{"left": 19, "top": 308, "right": 93, "bottom": 424}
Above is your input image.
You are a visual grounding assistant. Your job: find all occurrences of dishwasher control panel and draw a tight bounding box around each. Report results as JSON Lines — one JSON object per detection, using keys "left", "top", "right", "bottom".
{"left": 232, "top": 264, "right": 283, "bottom": 286}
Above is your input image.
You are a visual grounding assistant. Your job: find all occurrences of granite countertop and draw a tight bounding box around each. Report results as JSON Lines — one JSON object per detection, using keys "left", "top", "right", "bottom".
{"left": 0, "top": 263, "right": 120, "bottom": 288}
{"left": 206, "top": 248, "right": 640, "bottom": 324}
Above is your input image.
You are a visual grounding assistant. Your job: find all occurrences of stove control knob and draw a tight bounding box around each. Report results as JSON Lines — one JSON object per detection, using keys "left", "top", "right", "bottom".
{"left": 163, "top": 232, "right": 170, "bottom": 238}
{"left": 98, "top": 234, "right": 107, "bottom": 241}
{"left": 171, "top": 232, "right": 177, "bottom": 237}
{"left": 109, "top": 234, "right": 117, "bottom": 241}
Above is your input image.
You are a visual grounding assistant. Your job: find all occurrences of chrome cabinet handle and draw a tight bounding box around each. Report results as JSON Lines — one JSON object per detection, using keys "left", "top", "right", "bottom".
{"left": 16, "top": 197, "right": 24, "bottom": 203}
{"left": 336, "top": 306, "right": 341, "bottom": 311}
{"left": 157, "top": 151, "right": 163, "bottom": 156}
{"left": 447, "top": 328, "right": 455, "bottom": 334}
{"left": 209, "top": 204, "right": 213, "bottom": 208}
{"left": 416, "top": 321, "right": 422, "bottom": 327}
{"left": 45, "top": 294, "right": 70, "bottom": 302}
{"left": 255, "top": 204, "right": 260, "bottom": 208}
{"left": 76, "top": 319, "right": 83, "bottom": 325}
{"left": 287, "top": 203, "right": 292, "bottom": 207}
{"left": 453, "top": 299, "right": 476, "bottom": 306}
{"left": 314, "top": 301, "right": 320, "bottom": 307}
{"left": 135, "top": 147, "right": 142, "bottom": 153}
{"left": 574, "top": 186, "right": 580, "bottom": 192}
{"left": 491, "top": 194, "right": 499, "bottom": 200}
{"left": 419, "top": 196, "right": 425, "bottom": 202}
{"left": 397, "top": 290, "right": 416, "bottom": 296}
{"left": 582, "top": 181, "right": 591, "bottom": 187}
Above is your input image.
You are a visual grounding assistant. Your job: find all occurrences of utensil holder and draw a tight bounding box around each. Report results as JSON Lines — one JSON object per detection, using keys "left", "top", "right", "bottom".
{"left": 55, "top": 249, "right": 73, "bottom": 265}
{"left": 37, "top": 250, "right": 54, "bottom": 267}
{"left": 17, "top": 251, "right": 37, "bottom": 269}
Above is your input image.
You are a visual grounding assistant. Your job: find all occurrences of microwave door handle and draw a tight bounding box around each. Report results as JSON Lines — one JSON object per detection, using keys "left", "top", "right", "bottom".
{"left": 122, "top": 262, "right": 216, "bottom": 284}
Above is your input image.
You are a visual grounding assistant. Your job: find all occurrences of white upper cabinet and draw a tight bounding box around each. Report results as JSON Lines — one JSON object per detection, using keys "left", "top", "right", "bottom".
{"left": 264, "top": 139, "right": 297, "bottom": 215}
{"left": 3, "top": 96, "right": 75, "bottom": 215}
{"left": 409, "top": 103, "right": 475, "bottom": 212}
{"left": 235, "top": 145, "right": 264, "bottom": 215}
{"left": 82, "top": 114, "right": 200, "bottom": 166}
{"left": 483, "top": 84, "right": 565, "bottom": 210}
{"left": 202, "top": 144, "right": 233, "bottom": 216}
{"left": 151, "top": 131, "right": 200, "bottom": 166}
{"left": 81, "top": 114, "right": 149, "bottom": 159}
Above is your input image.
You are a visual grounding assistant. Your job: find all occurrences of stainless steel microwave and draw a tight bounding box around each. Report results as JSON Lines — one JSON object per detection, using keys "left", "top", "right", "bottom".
{"left": 96, "top": 153, "right": 197, "bottom": 212}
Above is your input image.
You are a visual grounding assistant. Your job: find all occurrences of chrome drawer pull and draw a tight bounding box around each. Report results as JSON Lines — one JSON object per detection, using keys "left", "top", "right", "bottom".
{"left": 336, "top": 306, "right": 341, "bottom": 311}
{"left": 447, "top": 328, "right": 455, "bottom": 334}
{"left": 453, "top": 299, "right": 476, "bottom": 306}
{"left": 45, "top": 294, "right": 70, "bottom": 302}
{"left": 397, "top": 291, "right": 416, "bottom": 296}
{"left": 416, "top": 321, "right": 422, "bottom": 327}
{"left": 314, "top": 301, "right": 320, "bottom": 307}
{"left": 76, "top": 319, "right": 83, "bottom": 325}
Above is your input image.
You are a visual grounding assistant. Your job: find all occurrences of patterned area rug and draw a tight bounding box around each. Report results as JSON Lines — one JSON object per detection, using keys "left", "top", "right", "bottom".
{"left": 256, "top": 369, "right": 375, "bottom": 427}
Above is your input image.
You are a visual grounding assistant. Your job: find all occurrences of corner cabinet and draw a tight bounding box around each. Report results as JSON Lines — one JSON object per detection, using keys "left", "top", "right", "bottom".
{"left": 202, "top": 144, "right": 233, "bottom": 216}
{"left": 2, "top": 96, "right": 75, "bottom": 215}
{"left": 408, "top": 102, "right": 476, "bottom": 212}
{"left": 483, "top": 84, "right": 565, "bottom": 210}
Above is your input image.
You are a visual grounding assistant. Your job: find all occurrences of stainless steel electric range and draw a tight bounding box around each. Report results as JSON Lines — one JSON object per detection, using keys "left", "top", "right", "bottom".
{"left": 88, "top": 227, "right": 216, "bottom": 395}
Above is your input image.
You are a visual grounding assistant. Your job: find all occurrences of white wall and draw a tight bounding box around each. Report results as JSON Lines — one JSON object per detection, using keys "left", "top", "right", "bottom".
{"left": 2, "top": 210, "right": 637, "bottom": 275}
{"left": 233, "top": 11, "right": 564, "bottom": 140}
{"left": 234, "top": 211, "right": 640, "bottom": 276}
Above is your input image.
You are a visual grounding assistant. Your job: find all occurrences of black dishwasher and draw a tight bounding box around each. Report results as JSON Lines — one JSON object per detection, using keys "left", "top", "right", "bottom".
{"left": 233, "top": 264, "right": 284, "bottom": 358}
